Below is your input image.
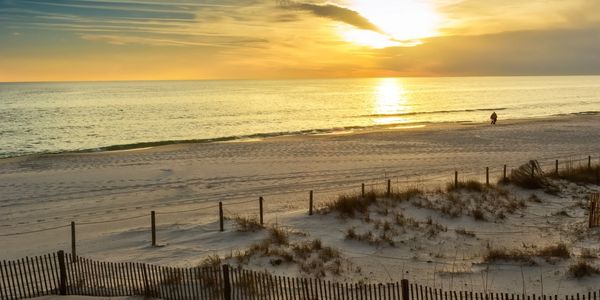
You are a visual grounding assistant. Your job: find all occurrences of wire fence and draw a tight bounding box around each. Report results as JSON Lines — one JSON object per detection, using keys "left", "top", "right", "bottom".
{"left": 1, "top": 155, "right": 599, "bottom": 266}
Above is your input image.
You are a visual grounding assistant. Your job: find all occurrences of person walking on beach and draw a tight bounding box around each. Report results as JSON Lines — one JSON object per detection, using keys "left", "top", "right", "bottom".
{"left": 490, "top": 111, "right": 497, "bottom": 125}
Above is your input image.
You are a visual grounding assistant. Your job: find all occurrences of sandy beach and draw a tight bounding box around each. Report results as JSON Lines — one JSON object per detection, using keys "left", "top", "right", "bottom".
{"left": 1, "top": 114, "right": 600, "bottom": 294}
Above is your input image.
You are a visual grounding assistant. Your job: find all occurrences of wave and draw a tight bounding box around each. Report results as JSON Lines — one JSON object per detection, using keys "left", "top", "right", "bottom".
{"left": 361, "top": 107, "right": 507, "bottom": 118}
{"left": 71, "top": 122, "right": 437, "bottom": 154}
{"left": 1, "top": 110, "right": 597, "bottom": 159}
{"left": 551, "top": 111, "right": 600, "bottom": 117}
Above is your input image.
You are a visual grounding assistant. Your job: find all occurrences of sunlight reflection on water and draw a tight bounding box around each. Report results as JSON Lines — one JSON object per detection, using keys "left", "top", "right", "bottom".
{"left": 373, "top": 78, "right": 410, "bottom": 125}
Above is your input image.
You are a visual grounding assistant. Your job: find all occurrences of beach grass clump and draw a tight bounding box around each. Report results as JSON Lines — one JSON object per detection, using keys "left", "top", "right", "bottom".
{"left": 483, "top": 248, "right": 536, "bottom": 265}
{"left": 537, "top": 243, "right": 570, "bottom": 259}
{"left": 233, "top": 231, "right": 350, "bottom": 278}
{"left": 389, "top": 187, "right": 424, "bottom": 202}
{"left": 425, "top": 221, "right": 447, "bottom": 238}
{"left": 455, "top": 228, "right": 476, "bottom": 237}
{"left": 267, "top": 248, "right": 295, "bottom": 265}
{"left": 507, "top": 160, "right": 549, "bottom": 189}
{"left": 471, "top": 207, "right": 486, "bottom": 221}
{"left": 394, "top": 212, "right": 419, "bottom": 228}
{"left": 550, "top": 163, "right": 600, "bottom": 185}
{"left": 484, "top": 243, "right": 571, "bottom": 265}
{"left": 345, "top": 228, "right": 377, "bottom": 244}
{"left": 268, "top": 226, "right": 289, "bottom": 245}
{"left": 568, "top": 260, "right": 600, "bottom": 278}
{"left": 199, "top": 254, "right": 222, "bottom": 268}
{"left": 232, "top": 215, "right": 264, "bottom": 232}
{"left": 447, "top": 180, "right": 486, "bottom": 192}
{"left": 326, "top": 191, "right": 377, "bottom": 217}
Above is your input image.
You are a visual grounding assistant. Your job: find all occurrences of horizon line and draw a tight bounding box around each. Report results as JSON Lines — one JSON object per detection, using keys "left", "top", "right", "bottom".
{"left": 2, "top": 73, "right": 600, "bottom": 84}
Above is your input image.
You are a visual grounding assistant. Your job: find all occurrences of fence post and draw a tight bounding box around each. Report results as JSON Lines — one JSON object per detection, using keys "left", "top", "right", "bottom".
{"left": 71, "top": 221, "right": 77, "bottom": 262}
{"left": 222, "top": 264, "right": 232, "bottom": 300}
{"left": 454, "top": 171, "right": 458, "bottom": 189}
{"left": 387, "top": 179, "right": 391, "bottom": 196}
{"left": 486, "top": 167, "right": 489, "bottom": 186}
{"left": 309, "top": 190, "right": 313, "bottom": 216}
{"left": 361, "top": 183, "right": 365, "bottom": 197}
{"left": 219, "top": 202, "right": 224, "bottom": 232}
{"left": 401, "top": 279, "right": 409, "bottom": 300}
{"left": 555, "top": 160, "right": 559, "bottom": 175}
{"left": 151, "top": 211, "right": 156, "bottom": 246}
{"left": 503, "top": 164, "right": 507, "bottom": 181}
{"left": 259, "top": 196, "right": 264, "bottom": 225}
{"left": 57, "top": 250, "right": 67, "bottom": 295}
{"left": 589, "top": 199, "right": 594, "bottom": 228}
{"left": 589, "top": 155, "right": 592, "bottom": 169}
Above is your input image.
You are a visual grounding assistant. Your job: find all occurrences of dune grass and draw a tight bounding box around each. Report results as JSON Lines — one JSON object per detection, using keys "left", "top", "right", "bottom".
{"left": 569, "top": 260, "right": 600, "bottom": 278}
{"left": 483, "top": 248, "right": 536, "bottom": 265}
{"left": 326, "top": 191, "right": 377, "bottom": 217}
{"left": 504, "top": 160, "right": 548, "bottom": 189}
{"left": 446, "top": 179, "right": 486, "bottom": 192}
{"left": 550, "top": 163, "right": 600, "bottom": 185}
{"left": 484, "top": 243, "right": 571, "bottom": 265}
{"left": 232, "top": 215, "right": 264, "bottom": 232}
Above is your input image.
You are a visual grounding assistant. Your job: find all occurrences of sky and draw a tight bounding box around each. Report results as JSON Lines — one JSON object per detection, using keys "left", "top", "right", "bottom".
{"left": 1, "top": 0, "right": 600, "bottom": 82}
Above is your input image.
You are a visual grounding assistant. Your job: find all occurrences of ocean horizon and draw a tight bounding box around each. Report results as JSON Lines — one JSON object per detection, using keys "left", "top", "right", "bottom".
{"left": 1, "top": 75, "right": 600, "bottom": 159}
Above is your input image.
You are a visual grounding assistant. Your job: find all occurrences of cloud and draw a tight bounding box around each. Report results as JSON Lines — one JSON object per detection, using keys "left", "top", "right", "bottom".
{"left": 283, "top": 2, "right": 382, "bottom": 33}
{"left": 375, "top": 25, "right": 600, "bottom": 76}
{"left": 79, "top": 34, "right": 264, "bottom": 47}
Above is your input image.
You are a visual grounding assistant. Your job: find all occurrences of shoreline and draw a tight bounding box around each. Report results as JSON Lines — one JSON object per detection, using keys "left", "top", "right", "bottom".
{"left": 1, "top": 113, "right": 597, "bottom": 162}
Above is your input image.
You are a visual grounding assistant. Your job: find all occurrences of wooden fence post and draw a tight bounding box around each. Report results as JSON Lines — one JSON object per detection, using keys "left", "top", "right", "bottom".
{"left": 589, "top": 199, "right": 595, "bottom": 228}
{"left": 503, "top": 164, "right": 507, "bottom": 181}
{"left": 361, "top": 183, "right": 365, "bottom": 197}
{"left": 309, "top": 191, "right": 313, "bottom": 216}
{"left": 57, "top": 250, "right": 67, "bottom": 295}
{"left": 219, "top": 202, "right": 224, "bottom": 232}
{"left": 555, "top": 160, "right": 559, "bottom": 175}
{"left": 259, "top": 196, "right": 264, "bottom": 225}
{"left": 222, "top": 264, "right": 232, "bottom": 300}
{"left": 454, "top": 171, "right": 458, "bottom": 189}
{"left": 401, "top": 279, "right": 409, "bottom": 300}
{"left": 486, "top": 167, "right": 489, "bottom": 186}
{"left": 387, "top": 179, "right": 391, "bottom": 196}
{"left": 151, "top": 211, "right": 156, "bottom": 246}
{"left": 71, "top": 221, "right": 77, "bottom": 262}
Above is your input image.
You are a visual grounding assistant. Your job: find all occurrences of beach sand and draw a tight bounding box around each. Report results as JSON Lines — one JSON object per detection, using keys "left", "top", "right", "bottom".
{"left": 1, "top": 115, "right": 600, "bottom": 294}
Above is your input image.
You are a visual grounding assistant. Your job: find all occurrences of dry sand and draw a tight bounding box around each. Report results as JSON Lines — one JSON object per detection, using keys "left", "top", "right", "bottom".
{"left": 1, "top": 115, "right": 600, "bottom": 294}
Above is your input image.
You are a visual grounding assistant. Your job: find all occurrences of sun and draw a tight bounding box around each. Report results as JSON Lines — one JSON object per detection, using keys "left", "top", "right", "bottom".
{"left": 340, "top": 0, "right": 441, "bottom": 48}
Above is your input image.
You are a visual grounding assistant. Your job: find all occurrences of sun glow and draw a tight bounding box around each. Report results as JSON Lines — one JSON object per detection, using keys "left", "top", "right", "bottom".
{"left": 342, "top": 0, "right": 441, "bottom": 48}
{"left": 339, "top": 27, "right": 403, "bottom": 48}
{"left": 373, "top": 78, "right": 410, "bottom": 125}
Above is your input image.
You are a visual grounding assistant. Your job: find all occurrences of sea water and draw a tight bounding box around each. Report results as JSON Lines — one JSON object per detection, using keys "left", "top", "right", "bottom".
{"left": 1, "top": 76, "right": 599, "bottom": 158}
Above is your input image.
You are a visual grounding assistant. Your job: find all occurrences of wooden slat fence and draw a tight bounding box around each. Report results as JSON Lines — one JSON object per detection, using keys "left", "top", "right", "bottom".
{"left": 590, "top": 193, "right": 600, "bottom": 228}
{"left": 63, "top": 253, "right": 223, "bottom": 300}
{"left": 0, "top": 253, "right": 60, "bottom": 300}
{"left": 2, "top": 251, "right": 600, "bottom": 300}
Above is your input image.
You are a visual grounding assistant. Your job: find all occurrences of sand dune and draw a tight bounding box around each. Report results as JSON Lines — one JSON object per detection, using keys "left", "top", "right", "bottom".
{"left": 1, "top": 115, "right": 600, "bottom": 294}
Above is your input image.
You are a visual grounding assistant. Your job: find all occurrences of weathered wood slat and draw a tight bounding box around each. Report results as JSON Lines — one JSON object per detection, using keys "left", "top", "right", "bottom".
{"left": 1, "top": 261, "right": 11, "bottom": 300}
{"left": 13, "top": 259, "right": 24, "bottom": 299}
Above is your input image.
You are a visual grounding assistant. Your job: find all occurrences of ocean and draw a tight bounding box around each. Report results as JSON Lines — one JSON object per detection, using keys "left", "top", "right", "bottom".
{"left": 1, "top": 76, "right": 599, "bottom": 158}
